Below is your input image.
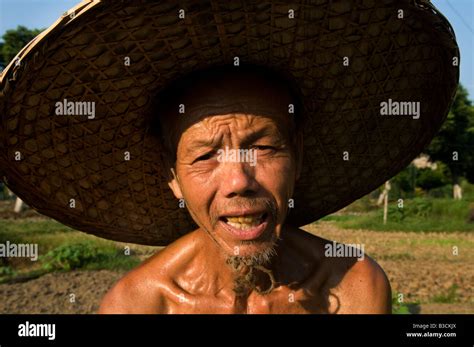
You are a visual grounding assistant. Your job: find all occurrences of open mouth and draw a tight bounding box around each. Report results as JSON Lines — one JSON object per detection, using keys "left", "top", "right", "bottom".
{"left": 220, "top": 213, "right": 267, "bottom": 230}
{"left": 219, "top": 212, "right": 269, "bottom": 240}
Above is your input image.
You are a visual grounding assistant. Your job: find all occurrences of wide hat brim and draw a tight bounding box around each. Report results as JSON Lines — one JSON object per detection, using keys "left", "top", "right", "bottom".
{"left": 0, "top": 0, "right": 459, "bottom": 245}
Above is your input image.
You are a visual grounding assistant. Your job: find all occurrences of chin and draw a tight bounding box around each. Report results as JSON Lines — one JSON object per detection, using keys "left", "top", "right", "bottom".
{"left": 229, "top": 235, "right": 279, "bottom": 261}
{"left": 204, "top": 213, "right": 283, "bottom": 259}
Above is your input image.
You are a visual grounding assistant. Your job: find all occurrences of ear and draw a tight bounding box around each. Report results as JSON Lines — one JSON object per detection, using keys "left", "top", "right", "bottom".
{"left": 161, "top": 147, "right": 182, "bottom": 199}
{"left": 167, "top": 168, "right": 184, "bottom": 199}
{"left": 295, "top": 132, "right": 304, "bottom": 181}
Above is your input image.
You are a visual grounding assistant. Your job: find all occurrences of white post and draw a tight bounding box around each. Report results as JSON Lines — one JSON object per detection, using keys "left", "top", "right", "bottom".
{"left": 383, "top": 181, "right": 391, "bottom": 224}
{"left": 453, "top": 184, "right": 462, "bottom": 200}
{"left": 14, "top": 197, "right": 23, "bottom": 213}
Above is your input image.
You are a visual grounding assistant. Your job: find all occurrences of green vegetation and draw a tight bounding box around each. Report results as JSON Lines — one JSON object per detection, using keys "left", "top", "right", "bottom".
{"left": 321, "top": 197, "right": 473, "bottom": 232}
{"left": 426, "top": 85, "right": 474, "bottom": 187}
{"left": 1, "top": 25, "right": 43, "bottom": 65}
{"left": 0, "top": 265, "right": 15, "bottom": 277}
{"left": 389, "top": 163, "right": 451, "bottom": 199}
{"left": 372, "top": 253, "right": 415, "bottom": 261}
{"left": 41, "top": 241, "right": 140, "bottom": 272}
{"left": 0, "top": 216, "right": 143, "bottom": 283}
{"left": 432, "top": 284, "right": 460, "bottom": 304}
{"left": 0, "top": 219, "right": 73, "bottom": 237}
{"left": 391, "top": 295, "right": 418, "bottom": 314}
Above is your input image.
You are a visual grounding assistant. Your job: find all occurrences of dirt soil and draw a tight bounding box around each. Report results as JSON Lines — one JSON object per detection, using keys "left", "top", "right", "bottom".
{"left": 0, "top": 270, "right": 124, "bottom": 313}
{"left": 306, "top": 222, "right": 474, "bottom": 313}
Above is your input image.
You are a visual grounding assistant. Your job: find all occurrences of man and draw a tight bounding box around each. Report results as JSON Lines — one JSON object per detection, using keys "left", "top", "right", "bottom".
{"left": 0, "top": 0, "right": 458, "bottom": 314}
{"left": 99, "top": 66, "right": 391, "bottom": 313}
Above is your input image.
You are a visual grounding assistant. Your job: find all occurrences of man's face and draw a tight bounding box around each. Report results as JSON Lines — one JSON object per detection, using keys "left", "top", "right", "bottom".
{"left": 164, "top": 70, "right": 302, "bottom": 260}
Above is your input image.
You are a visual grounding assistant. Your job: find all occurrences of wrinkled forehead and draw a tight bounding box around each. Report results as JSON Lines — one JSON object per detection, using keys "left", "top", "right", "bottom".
{"left": 158, "top": 66, "right": 297, "bottom": 140}
{"left": 180, "top": 68, "right": 294, "bottom": 122}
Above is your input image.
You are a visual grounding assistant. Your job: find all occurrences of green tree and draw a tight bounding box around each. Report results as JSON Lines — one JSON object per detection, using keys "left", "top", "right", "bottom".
{"left": 416, "top": 165, "right": 449, "bottom": 191}
{"left": 0, "top": 41, "right": 4, "bottom": 68}
{"left": 1, "top": 25, "right": 43, "bottom": 65}
{"left": 390, "top": 161, "right": 450, "bottom": 197}
{"left": 426, "top": 84, "right": 474, "bottom": 199}
{"left": 391, "top": 164, "right": 416, "bottom": 197}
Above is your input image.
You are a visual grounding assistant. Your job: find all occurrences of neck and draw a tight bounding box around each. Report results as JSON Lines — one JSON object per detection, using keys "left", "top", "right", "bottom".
{"left": 197, "top": 228, "right": 280, "bottom": 299}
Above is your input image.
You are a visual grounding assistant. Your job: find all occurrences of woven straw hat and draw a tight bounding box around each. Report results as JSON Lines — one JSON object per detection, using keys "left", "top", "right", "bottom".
{"left": 0, "top": 0, "right": 459, "bottom": 245}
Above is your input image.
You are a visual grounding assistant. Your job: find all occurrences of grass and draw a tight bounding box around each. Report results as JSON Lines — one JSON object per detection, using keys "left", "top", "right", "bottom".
{"left": 371, "top": 253, "right": 415, "bottom": 261}
{"left": 0, "top": 219, "right": 73, "bottom": 235}
{"left": 0, "top": 240, "right": 141, "bottom": 284}
{"left": 431, "top": 284, "right": 460, "bottom": 304}
{"left": 0, "top": 216, "right": 144, "bottom": 283}
{"left": 392, "top": 294, "right": 419, "bottom": 314}
{"left": 321, "top": 197, "right": 474, "bottom": 232}
{"left": 413, "top": 238, "right": 474, "bottom": 246}
{"left": 40, "top": 241, "right": 140, "bottom": 272}
{"left": 319, "top": 214, "right": 354, "bottom": 223}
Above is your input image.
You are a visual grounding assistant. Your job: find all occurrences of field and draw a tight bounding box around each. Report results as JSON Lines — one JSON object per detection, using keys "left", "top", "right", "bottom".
{"left": 0, "top": 197, "right": 473, "bottom": 314}
{"left": 307, "top": 222, "right": 474, "bottom": 313}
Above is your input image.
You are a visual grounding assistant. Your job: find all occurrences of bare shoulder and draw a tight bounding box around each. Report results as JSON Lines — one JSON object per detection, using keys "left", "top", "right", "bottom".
{"left": 331, "top": 252, "right": 392, "bottom": 313}
{"left": 287, "top": 228, "right": 391, "bottom": 314}
{"left": 322, "top": 243, "right": 392, "bottom": 314}
{"left": 98, "top": 263, "right": 164, "bottom": 314}
{"left": 98, "top": 231, "right": 199, "bottom": 314}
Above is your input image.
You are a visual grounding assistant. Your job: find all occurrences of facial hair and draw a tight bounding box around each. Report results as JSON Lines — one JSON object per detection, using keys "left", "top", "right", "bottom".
{"left": 207, "top": 196, "right": 281, "bottom": 296}
{"left": 226, "top": 240, "right": 278, "bottom": 296}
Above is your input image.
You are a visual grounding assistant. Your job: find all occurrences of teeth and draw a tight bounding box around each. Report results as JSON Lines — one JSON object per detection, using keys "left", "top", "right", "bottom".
{"left": 225, "top": 214, "right": 264, "bottom": 229}
{"left": 226, "top": 221, "right": 257, "bottom": 230}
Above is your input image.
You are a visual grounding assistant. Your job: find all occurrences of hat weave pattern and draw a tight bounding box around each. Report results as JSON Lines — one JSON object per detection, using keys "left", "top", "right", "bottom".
{"left": 0, "top": 0, "right": 459, "bottom": 245}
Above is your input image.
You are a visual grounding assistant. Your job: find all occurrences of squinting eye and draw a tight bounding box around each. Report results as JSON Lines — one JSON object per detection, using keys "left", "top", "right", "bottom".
{"left": 195, "top": 152, "right": 214, "bottom": 162}
{"left": 254, "top": 145, "right": 276, "bottom": 151}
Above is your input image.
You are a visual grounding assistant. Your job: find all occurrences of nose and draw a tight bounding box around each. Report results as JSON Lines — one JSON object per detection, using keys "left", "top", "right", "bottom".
{"left": 220, "top": 162, "right": 258, "bottom": 198}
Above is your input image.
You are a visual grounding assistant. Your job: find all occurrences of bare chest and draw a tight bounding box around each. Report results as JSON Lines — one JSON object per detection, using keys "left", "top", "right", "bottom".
{"left": 162, "top": 285, "right": 337, "bottom": 314}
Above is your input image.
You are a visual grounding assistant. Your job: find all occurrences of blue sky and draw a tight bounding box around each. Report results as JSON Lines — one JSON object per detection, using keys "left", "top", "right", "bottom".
{"left": 432, "top": 0, "right": 474, "bottom": 99}
{"left": 0, "top": 0, "right": 473, "bottom": 98}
